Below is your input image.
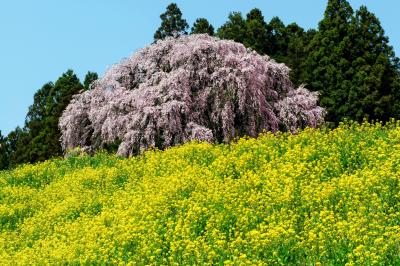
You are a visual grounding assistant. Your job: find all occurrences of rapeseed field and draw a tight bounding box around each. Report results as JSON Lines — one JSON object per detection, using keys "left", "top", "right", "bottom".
{"left": 0, "top": 121, "right": 399, "bottom": 265}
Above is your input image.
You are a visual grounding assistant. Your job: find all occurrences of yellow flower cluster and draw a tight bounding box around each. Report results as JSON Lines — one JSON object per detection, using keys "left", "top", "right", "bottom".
{"left": 1, "top": 121, "right": 400, "bottom": 265}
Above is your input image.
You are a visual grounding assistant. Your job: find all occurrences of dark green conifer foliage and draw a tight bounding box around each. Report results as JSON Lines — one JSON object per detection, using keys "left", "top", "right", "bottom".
{"left": 154, "top": 3, "right": 189, "bottom": 41}
{"left": 0, "top": 131, "right": 9, "bottom": 170}
{"left": 266, "top": 17, "right": 288, "bottom": 61}
{"left": 5, "top": 127, "right": 30, "bottom": 167}
{"left": 216, "top": 11, "right": 314, "bottom": 87}
{"left": 305, "top": 0, "right": 355, "bottom": 123}
{"left": 217, "top": 9, "right": 269, "bottom": 55}
{"left": 84, "top": 71, "right": 98, "bottom": 90}
{"left": 25, "top": 82, "right": 54, "bottom": 134}
{"left": 306, "top": 0, "right": 400, "bottom": 123}
{"left": 216, "top": 12, "right": 246, "bottom": 43}
{"left": 244, "top": 9, "right": 268, "bottom": 54}
{"left": 349, "top": 6, "right": 400, "bottom": 121}
{"left": 284, "top": 23, "right": 311, "bottom": 86}
{"left": 42, "top": 70, "right": 84, "bottom": 159}
{"left": 191, "top": 18, "right": 214, "bottom": 35}
{"left": 21, "top": 82, "right": 55, "bottom": 163}
{"left": 7, "top": 70, "right": 84, "bottom": 166}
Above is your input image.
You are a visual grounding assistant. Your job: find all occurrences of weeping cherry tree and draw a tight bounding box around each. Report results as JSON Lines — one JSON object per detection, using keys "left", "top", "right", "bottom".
{"left": 60, "top": 34, "right": 325, "bottom": 157}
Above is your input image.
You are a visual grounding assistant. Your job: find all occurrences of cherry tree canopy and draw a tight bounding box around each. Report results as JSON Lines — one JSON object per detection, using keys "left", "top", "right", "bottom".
{"left": 60, "top": 34, "right": 325, "bottom": 156}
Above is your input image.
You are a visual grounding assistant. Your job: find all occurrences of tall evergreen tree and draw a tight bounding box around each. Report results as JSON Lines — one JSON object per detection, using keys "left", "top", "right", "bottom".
{"left": 43, "top": 70, "right": 84, "bottom": 158}
{"left": 84, "top": 71, "right": 98, "bottom": 90}
{"left": 284, "top": 23, "right": 308, "bottom": 86}
{"left": 8, "top": 70, "right": 84, "bottom": 165}
{"left": 0, "top": 131, "right": 9, "bottom": 170}
{"left": 306, "top": 0, "right": 400, "bottom": 123}
{"left": 25, "top": 82, "right": 54, "bottom": 134}
{"left": 244, "top": 8, "right": 268, "bottom": 54}
{"left": 266, "top": 17, "right": 288, "bottom": 62}
{"left": 305, "top": 0, "right": 355, "bottom": 123}
{"left": 6, "top": 127, "right": 30, "bottom": 167}
{"left": 191, "top": 18, "right": 214, "bottom": 35}
{"left": 216, "top": 11, "right": 313, "bottom": 87}
{"left": 349, "top": 6, "right": 400, "bottom": 121}
{"left": 18, "top": 82, "right": 55, "bottom": 163}
{"left": 216, "top": 12, "right": 246, "bottom": 43}
{"left": 154, "top": 3, "right": 188, "bottom": 41}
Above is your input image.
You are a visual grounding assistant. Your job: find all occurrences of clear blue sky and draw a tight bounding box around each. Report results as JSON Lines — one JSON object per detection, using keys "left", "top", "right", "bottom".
{"left": 0, "top": 0, "right": 399, "bottom": 135}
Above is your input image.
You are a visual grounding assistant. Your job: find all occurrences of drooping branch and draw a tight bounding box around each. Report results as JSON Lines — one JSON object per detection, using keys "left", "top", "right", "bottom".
{"left": 60, "top": 34, "right": 325, "bottom": 156}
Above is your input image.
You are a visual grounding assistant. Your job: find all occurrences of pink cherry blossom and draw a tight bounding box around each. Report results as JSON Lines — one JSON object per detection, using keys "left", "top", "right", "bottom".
{"left": 59, "top": 34, "right": 325, "bottom": 156}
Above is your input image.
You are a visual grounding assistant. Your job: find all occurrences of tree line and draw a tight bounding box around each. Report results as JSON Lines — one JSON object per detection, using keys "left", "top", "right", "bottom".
{"left": 153, "top": 1, "right": 399, "bottom": 124}
{"left": 1, "top": 0, "right": 399, "bottom": 170}
{"left": 0, "top": 71, "right": 98, "bottom": 169}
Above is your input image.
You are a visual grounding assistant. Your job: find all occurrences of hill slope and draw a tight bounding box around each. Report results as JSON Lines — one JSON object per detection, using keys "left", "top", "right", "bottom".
{"left": 1, "top": 122, "right": 400, "bottom": 265}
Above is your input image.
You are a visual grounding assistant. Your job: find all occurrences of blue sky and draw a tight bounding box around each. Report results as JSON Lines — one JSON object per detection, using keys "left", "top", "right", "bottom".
{"left": 0, "top": 0, "right": 399, "bottom": 135}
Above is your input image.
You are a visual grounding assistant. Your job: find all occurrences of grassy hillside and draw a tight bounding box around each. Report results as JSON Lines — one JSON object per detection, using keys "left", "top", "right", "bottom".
{"left": 1, "top": 121, "right": 400, "bottom": 265}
